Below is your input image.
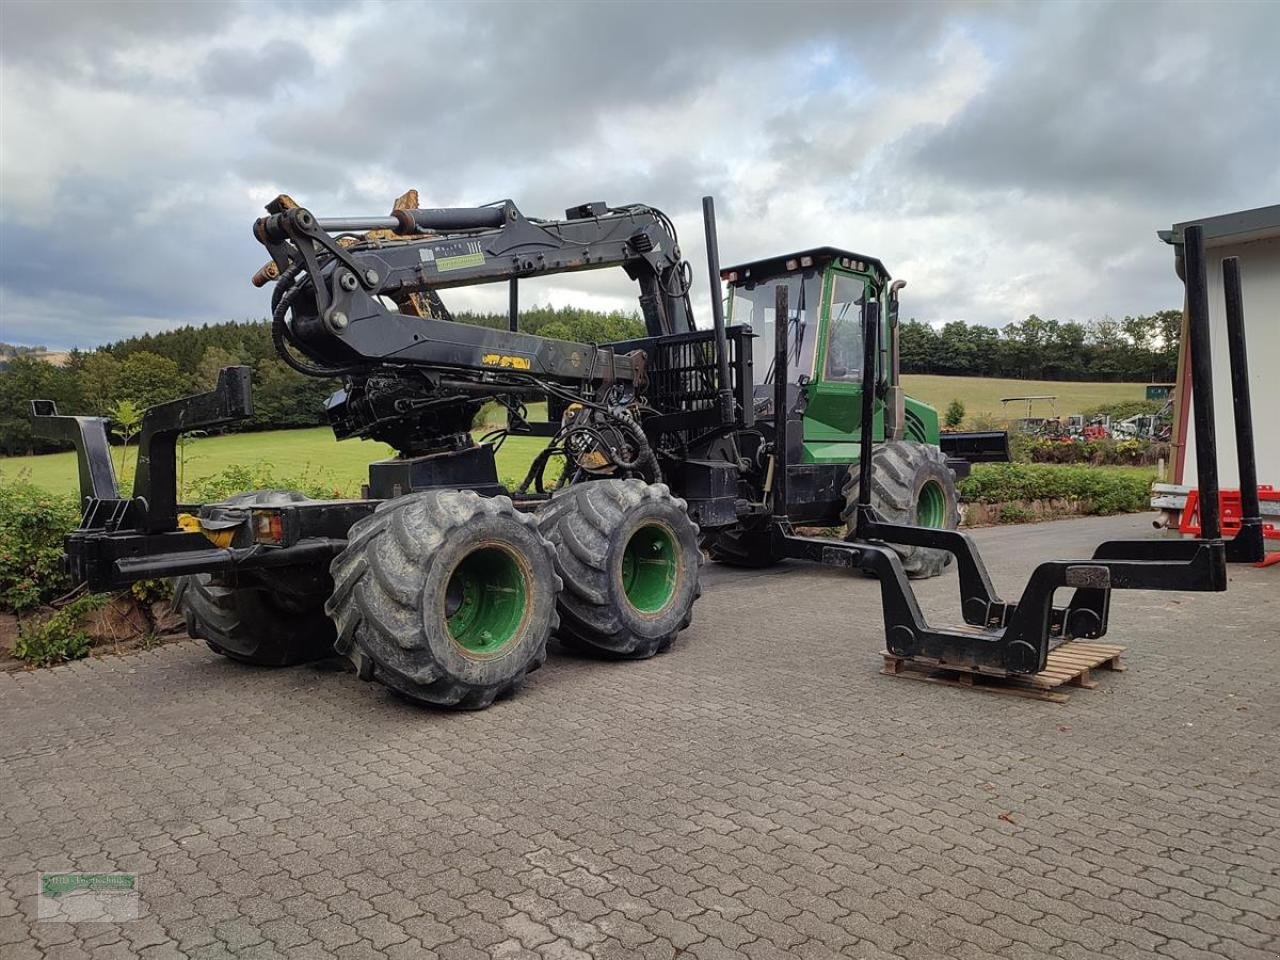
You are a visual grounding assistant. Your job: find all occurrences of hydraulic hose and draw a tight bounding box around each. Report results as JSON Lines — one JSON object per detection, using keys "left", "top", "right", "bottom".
{"left": 271, "top": 278, "right": 367, "bottom": 379}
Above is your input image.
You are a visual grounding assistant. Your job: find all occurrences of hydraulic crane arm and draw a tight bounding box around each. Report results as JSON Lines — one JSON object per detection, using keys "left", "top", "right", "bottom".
{"left": 254, "top": 197, "right": 695, "bottom": 387}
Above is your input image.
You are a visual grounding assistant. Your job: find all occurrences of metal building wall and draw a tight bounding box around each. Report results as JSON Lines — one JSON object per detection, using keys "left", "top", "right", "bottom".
{"left": 1179, "top": 235, "right": 1279, "bottom": 489}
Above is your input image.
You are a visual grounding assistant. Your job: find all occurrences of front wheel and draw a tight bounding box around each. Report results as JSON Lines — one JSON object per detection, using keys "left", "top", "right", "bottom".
{"left": 538, "top": 480, "right": 702, "bottom": 658}
{"left": 840, "top": 441, "right": 961, "bottom": 579}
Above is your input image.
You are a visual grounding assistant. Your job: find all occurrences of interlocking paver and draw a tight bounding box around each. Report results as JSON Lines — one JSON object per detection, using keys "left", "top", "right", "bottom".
{"left": 1, "top": 514, "right": 1276, "bottom": 959}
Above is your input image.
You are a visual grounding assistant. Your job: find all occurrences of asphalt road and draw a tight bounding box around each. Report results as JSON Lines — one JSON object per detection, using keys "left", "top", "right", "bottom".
{"left": 2, "top": 514, "right": 1277, "bottom": 959}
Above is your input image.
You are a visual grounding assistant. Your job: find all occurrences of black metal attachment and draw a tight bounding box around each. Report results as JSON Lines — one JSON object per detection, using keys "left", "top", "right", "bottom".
{"left": 131, "top": 366, "right": 254, "bottom": 533}
{"left": 1183, "top": 224, "right": 1220, "bottom": 540}
{"left": 766, "top": 232, "right": 1238, "bottom": 676}
{"left": 31, "top": 367, "right": 259, "bottom": 587}
{"left": 1221, "top": 255, "right": 1265, "bottom": 563}
{"left": 772, "top": 283, "right": 789, "bottom": 513}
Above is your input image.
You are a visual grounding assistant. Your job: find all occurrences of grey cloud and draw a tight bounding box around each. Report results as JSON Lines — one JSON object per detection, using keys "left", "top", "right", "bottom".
{"left": 198, "top": 41, "right": 316, "bottom": 99}
{"left": 242, "top": 1, "right": 982, "bottom": 194}
{"left": 1, "top": 0, "right": 1275, "bottom": 349}
{"left": 904, "top": 3, "right": 1280, "bottom": 204}
{"left": 0, "top": 0, "right": 235, "bottom": 82}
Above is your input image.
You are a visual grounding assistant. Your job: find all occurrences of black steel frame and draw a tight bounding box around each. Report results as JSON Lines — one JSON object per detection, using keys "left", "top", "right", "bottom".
{"left": 766, "top": 223, "right": 1247, "bottom": 676}
{"left": 30, "top": 367, "right": 365, "bottom": 590}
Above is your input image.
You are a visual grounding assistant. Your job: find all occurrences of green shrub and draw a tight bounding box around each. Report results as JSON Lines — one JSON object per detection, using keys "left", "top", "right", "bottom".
{"left": 1017, "top": 437, "right": 1168, "bottom": 466}
{"left": 185, "top": 463, "right": 346, "bottom": 502}
{"left": 967, "top": 413, "right": 1003, "bottom": 432}
{"left": 13, "top": 592, "right": 111, "bottom": 665}
{"left": 959, "top": 464, "right": 1153, "bottom": 515}
{"left": 943, "top": 399, "right": 966, "bottom": 430}
{"left": 131, "top": 578, "right": 173, "bottom": 605}
{"left": 0, "top": 479, "right": 80, "bottom": 612}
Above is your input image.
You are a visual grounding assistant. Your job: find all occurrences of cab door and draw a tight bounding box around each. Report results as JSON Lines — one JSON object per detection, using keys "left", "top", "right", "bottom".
{"left": 802, "top": 267, "right": 882, "bottom": 462}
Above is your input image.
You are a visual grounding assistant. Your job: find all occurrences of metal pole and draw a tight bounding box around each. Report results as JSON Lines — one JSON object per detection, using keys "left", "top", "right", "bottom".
{"left": 508, "top": 278, "right": 519, "bottom": 332}
{"left": 314, "top": 216, "right": 401, "bottom": 233}
{"left": 773, "top": 284, "right": 789, "bottom": 515}
{"left": 701, "top": 197, "right": 736, "bottom": 425}
{"left": 1223, "top": 256, "right": 1262, "bottom": 552}
{"left": 856, "top": 301, "right": 881, "bottom": 533}
{"left": 1183, "top": 225, "right": 1220, "bottom": 540}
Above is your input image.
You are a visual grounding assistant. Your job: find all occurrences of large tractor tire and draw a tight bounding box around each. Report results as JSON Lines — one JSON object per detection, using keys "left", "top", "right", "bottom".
{"left": 326, "top": 490, "right": 559, "bottom": 710}
{"left": 175, "top": 490, "right": 336, "bottom": 667}
{"left": 538, "top": 480, "right": 702, "bottom": 659}
{"left": 701, "top": 522, "right": 779, "bottom": 569}
{"left": 840, "top": 441, "right": 961, "bottom": 580}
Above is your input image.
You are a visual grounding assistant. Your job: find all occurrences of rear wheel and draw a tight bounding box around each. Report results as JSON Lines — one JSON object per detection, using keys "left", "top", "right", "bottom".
{"left": 701, "top": 522, "right": 779, "bottom": 568}
{"left": 177, "top": 573, "right": 336, "bottom": 666}
{"left": 538, "top": 480, "right": 702, "bottom": 658}
{"left": 326, "top": 490, "right": 559, "bottom": 709}
{"left": 840, "top": 441, "right": 960, "bottom": 579}
{"left": 176, "top": 490, "right": 336, "bottom": 666}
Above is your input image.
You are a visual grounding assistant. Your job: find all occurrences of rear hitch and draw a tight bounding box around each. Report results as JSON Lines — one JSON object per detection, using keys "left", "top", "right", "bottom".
{"left": 767, "top": 229, "right": 1244, "bottom": 676}
{"left": 30, "top": 366, "right": 256, "bottom": 588}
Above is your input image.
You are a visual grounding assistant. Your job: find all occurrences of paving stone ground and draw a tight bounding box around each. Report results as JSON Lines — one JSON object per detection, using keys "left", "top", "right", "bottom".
{"left": 2, "top": 514, "right": 1277, "bottom": 959}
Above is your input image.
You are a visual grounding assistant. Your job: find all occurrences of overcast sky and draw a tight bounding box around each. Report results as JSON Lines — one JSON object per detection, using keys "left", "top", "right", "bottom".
{"left": 1, "top": 0, "right": 1276, "bottom": 350}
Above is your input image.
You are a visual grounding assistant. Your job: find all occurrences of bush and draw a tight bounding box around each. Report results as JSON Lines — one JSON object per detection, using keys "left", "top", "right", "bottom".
{"left": 944, "top": 399, "right": 966, "bottom": 430}
{"left": 0, "top": 479, "right": 80, "bottom": 612}
{"left": 959, "top": 463, "right": 1153, "bottom": 515}
{"left": 185, "top": 463, "right": 347, "bottom": 502}
{"left": 13, "top": 592, "right": 111, "bottom": 665}
{"left": 967, "top": 413, "right": 1003, "bottom": 432}
{"left": 1016, "top": 437, "right": 1168, "bottom": 466}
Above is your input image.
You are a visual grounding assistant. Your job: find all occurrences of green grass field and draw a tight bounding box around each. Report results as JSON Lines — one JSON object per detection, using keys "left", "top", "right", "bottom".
{"left": 901, "top": 374, "right": 1146, "bottom": 421}
{"left": 1, "top": 375, "right": 1152, "bottom": 496}
{"left": 0, "top": 427, "right": 555, "bottom": 497}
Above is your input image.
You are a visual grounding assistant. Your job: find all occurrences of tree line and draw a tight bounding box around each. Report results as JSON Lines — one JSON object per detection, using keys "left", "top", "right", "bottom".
{"left": 0, "top": 306, "right": 646, "bottom": 456}
{"left": 899, "top": 311, "right": 1181, "bottom": 382}
{"left": 0, "top": 307, "right": 1178, "bottom": 456}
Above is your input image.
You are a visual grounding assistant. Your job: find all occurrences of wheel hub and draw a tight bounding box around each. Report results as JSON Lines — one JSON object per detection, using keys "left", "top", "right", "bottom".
{"left": 916, "top": 480, "right": 947, "bottom": 528}
{"left": 621, "top": 523, "right": 678, "bottom": 613}
{"left": 444, "top": 545, "right": 530, "bottom": 655}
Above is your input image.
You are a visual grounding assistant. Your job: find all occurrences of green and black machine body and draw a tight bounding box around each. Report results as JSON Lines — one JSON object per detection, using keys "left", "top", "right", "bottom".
{"left": 31, "top": 193, "right": 1246, "bottom": 708}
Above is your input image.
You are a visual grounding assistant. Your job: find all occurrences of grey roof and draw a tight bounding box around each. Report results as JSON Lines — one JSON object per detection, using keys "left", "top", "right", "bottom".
{"left": 1158, "top": 204, "right": 1280, "bottom": 246}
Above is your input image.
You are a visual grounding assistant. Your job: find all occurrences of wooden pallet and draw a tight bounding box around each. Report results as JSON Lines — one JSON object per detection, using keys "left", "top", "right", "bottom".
{"left": 880, "top": 641, "right": 1126, "bottom": 703}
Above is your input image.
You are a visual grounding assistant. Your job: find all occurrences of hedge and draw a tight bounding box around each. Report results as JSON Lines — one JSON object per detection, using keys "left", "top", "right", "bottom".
{"left": 959, "top": 463, "right": 1153, "bottom": 515}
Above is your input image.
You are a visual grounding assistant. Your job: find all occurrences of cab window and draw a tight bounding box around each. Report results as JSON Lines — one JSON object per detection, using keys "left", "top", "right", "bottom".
{"left": 733, "top": 274, "right": 822, "bottom": 384}
{"left": 824, "top": 273, "right": 866, "bottom": 382}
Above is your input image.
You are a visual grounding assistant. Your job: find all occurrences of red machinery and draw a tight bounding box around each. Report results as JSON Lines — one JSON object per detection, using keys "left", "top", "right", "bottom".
{"left": 1180, "top": 486, "right": 1280, "bottom": 567}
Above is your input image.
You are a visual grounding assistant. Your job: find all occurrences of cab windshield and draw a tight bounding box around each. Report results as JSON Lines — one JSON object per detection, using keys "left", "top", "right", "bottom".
{"left": 730, "top": 274, "right": 822, "bottom": 384}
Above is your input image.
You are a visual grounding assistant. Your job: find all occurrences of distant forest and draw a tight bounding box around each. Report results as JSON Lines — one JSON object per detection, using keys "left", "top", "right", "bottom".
{"left": 898, "top": 311, "right": 1180, "bottom": 383}
{"left": 0, "top": 307, "right": 1179, "bottom": 456}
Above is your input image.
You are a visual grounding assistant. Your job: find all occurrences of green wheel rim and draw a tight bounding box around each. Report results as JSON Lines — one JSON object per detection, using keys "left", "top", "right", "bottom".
{"left": 444, "top": 545, "right": 529, "bottom": 655}
{"left": 621, "top": 523, "right": 678, "bottom": 614}
{"left": 916, "top": 480, "right": 947, "bottom": 528}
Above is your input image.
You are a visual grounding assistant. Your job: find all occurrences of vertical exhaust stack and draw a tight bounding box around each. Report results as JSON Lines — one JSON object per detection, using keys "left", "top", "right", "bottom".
{"left": 885, "top": 280, "right": 907, "bottom": 442}
{"left": 701, "top": 196, "right": 736, "bottom": 426}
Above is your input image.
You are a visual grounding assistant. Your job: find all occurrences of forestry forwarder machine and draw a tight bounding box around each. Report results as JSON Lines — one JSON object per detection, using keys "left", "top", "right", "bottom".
{"left": 31, "top": 201, "right": 1250, "bottom": 709}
